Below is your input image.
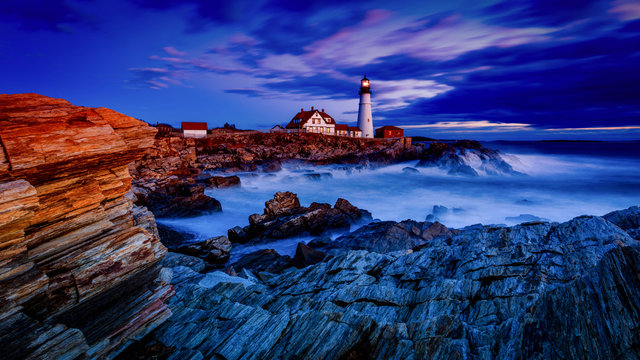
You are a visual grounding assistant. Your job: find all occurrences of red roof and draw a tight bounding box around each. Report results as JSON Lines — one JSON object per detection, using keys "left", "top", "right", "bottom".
{"left": 182, "top": 122, "right": 208, "bottom": 131}
{"left": 285, "top": 109, "right": 336, "bottom": 129}
{"left": 349, "top": 126, "right": 362, "bottom": 132}
{"left": 376, "top": 125, "right": 403, "bottom": 131}
{"left": 335, "top": 124, "right": 349, "bottom": 131}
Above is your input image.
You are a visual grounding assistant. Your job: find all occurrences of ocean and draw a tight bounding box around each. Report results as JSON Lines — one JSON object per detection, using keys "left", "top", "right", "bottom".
{"left": 156, "top": 140, "right": 640, "bottom": 261}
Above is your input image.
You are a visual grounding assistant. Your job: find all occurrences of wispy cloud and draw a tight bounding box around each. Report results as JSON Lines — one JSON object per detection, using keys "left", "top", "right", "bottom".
{"left": 399, "top": 120, "right": 535, "bottom": 132}
{"left": 545, "top": 126, "right": 640, "bottom": 131}
{"left": 609, "top": 0, "right": 640, "bottom": 21}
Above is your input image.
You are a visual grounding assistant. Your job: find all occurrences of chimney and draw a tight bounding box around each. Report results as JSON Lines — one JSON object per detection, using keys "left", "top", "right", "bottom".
{"left": 301, "top": 107, "right": 304, "bottom": 112}
{"left": 311, "top": 106, "right": 314, "bottom": 110}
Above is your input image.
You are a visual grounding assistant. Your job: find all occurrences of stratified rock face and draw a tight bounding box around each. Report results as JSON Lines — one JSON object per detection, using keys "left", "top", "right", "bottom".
{"left": 153, "top": 214, "right": 640, "bottom": 359}
{"left": 0, "top": 94, "right": 172, "bottom": 359}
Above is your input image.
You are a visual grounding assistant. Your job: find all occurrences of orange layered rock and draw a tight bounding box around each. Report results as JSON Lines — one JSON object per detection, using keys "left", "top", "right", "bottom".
{"left": 0, "top": 94, "right": 172, "bottom": 359}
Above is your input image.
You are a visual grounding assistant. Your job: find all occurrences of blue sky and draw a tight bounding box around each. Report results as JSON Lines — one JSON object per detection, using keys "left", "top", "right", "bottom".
{"left": 1, "top": 0, "right": 639, "bottom": 140}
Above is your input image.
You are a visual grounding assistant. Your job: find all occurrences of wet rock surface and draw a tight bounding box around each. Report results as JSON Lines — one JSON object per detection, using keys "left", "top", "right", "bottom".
{"left": 228, "top": 192, "right": 373, "bottom": 243}
{"left": 143, "top": 212, "right": 640, "bottom": 359}
{"left": 133, "top": 179, "right": 221, "bottom": 218}
{"left": 416, "top": 140, "right": 520, "bottom": 176}
{"left": 604, "top": 205, "right": 640, "bottom": 239}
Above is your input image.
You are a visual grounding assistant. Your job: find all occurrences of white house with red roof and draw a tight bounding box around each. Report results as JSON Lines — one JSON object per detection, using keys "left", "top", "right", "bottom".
{"left": 182, "top": 121, "right": 208, "bottom": 138}
{"left": 286, "top": 107, "right": 336, "bottom": 135}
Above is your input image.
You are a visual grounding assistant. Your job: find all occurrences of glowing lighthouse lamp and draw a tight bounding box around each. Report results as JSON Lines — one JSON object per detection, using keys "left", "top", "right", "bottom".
{"left": 357, "top": 75, "right": 374, "bottom": 138}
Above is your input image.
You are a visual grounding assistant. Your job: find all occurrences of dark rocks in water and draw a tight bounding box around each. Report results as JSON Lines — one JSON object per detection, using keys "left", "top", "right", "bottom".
{"left": 303, "top": 172, "right": 333, "bottom": 181}
{"left": 204, "top": 175, "right": 240, "bottom": 188}
{"left": 157, "top": 224, "right": 231, "bottom": 264}
{"left": 264, "top": 191, "right": 301, "bottom": 218}
{"left": 156, "top": 223, "right": 197, "bottom": 249}
{"left": 516, "top": 198, "right": 534, "bottom": 205}
{"left": 175, "top": 236, "right": 232, "bottom": 265}
{"left": 448, "top": 163, "right": 478, "bottom": 176}
{"left": 144, "top": 212, "right": 640, "bottom": 359}
{"left": 415, "top": 140, "right": 519, "bottom": 176}
{"left": 228, "top": 225, "right": 249, "bottom": 243}
{"left": 134, "top": 181, "right": 221, "bottom": 218}
{"left": 292, "top": 243, "right": 327, "bottom": 268}
{"left": 402, "top": 166, "right": 419, "bottom": 173}
{"left": 262, "top": 160, "right": 282, "bottom": 173}
{"left": 432, "top": 205, "right": 448, "bottom": 217}
{"left": 228, "top": 192, "right": 373, "bottom": 243}
{"left": 231, "top": 249, "right": 292, "bottom": 274}
{"left": 426, "top": 205, "right": 465, "bottom": 221}
{"left": 505, "top": 214, "right": 550, "bottom": 223}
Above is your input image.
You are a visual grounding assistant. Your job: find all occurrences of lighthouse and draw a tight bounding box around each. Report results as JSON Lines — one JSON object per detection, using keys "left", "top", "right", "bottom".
{"left": 357, "top": 75, "right": 374, "bottom": 138}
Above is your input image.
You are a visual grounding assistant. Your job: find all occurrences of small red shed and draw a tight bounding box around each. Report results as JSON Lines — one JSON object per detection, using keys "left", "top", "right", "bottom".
{"left": 375, "top": 125, "right": 404, "bottom": 138}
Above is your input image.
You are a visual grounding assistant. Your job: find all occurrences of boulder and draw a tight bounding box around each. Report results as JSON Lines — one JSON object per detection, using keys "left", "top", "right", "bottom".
{"left": 292, "top": 243, "right": 327, "bottom": 268}
{"left": 135, "top": 182, "right": 222, "bottom": 218}
{"left": 175, "top": 236, "right": 232, "bottom": 264}
{"left": 264, "top": 191, "right": 301, "bottom": 218}
{"left": 323, "top": 220, "right": 451, "bottom": 254}
{"left": 204, "top": 175, "right": 241, "bottom": 188}
{"left": 262, "top": 160, "right": 282, "bottom": 173}
{"left": 230, "top": 194, "right": 372, "bottom": 243}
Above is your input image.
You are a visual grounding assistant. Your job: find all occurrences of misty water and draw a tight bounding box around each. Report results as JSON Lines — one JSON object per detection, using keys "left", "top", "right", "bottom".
{"left": 157, "top": 141, "right": 640, "bottom": 261}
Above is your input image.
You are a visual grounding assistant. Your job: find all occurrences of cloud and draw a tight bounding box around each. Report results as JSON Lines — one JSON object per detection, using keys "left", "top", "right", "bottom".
{"left": 163, "top": 46, "right": 187, "bottom": 57}
{"left": 609, "top": 0, "right": 640, "bottom": 21}
{"left": 128, "top": 67, "right": 189, "bottom": 89}
{"left": 305, "top": 11, "right": 555, "bottom": 68}
{"left": 399, "top": 120, "right": 534, "bottom": 132}
{"left": 545, "top": 126, "right": 640, "bottom": 131}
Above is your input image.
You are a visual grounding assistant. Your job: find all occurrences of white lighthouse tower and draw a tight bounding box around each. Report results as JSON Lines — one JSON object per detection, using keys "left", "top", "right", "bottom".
{"left": 357, "top": 75, "right": 374, "bottom": 138}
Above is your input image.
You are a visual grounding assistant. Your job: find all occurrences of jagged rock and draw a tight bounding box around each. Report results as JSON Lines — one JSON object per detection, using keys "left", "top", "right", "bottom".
{"left": 139, "top": 213, "right": 640, "bottom": 359}
{"left": 292, "top": 242, "right": 327, "bottom": 268}
{"left": 228, "top": 225, "right": 249, "bottom": 243}
{"left": 0, "top": 94, "right": 172, "bottom": 359}
{"left": 231, "top": 249, "right": 293, "bottom": 274}
{"left": 134, "top": 181, "right": 222, "bottom": 218}
{"left": 157, "top": 223, "right": 197, "bottom": 249}
{"left": 264, "top": 191, "right": 301, "bottom": 218}
{"left": 204, "top": 175, "right": 240, "bottom": 189}
{"left": 416, "top": 140, "right": 519, "bottom": 176}
{"left": 321, "top": 220, "right": 452, "bottom": 254}
{"left": 175, "top": 236, "right": 231, "bottom": 264}
{"left": 231, "top": 193, "right": 373, "bottom": 243}
{"left": 603, "top": 205, "right": 640, "bottom": 239}
{"left": 262, "top": 160, "right": 282, "bottom": 173}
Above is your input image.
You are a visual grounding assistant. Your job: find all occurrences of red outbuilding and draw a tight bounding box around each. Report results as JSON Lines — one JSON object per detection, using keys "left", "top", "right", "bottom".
{"left": 375, "top": 125, "right": 404, "bottom": 138}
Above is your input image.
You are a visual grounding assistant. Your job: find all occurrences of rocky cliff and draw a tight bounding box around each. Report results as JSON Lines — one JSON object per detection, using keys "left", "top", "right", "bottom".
{"left": 138, "top": 211, "right": 640, "bottom": 359}
{"left": 0, "top": 94, "right": 172, "bottom": 359}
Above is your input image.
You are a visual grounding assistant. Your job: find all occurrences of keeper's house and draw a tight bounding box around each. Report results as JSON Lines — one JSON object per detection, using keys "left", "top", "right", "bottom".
{"left": 182, "top": 122, "right": 208, "bottom": 138}
{"left": 286, "top": 107, "right": 336, "bottom": 135}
